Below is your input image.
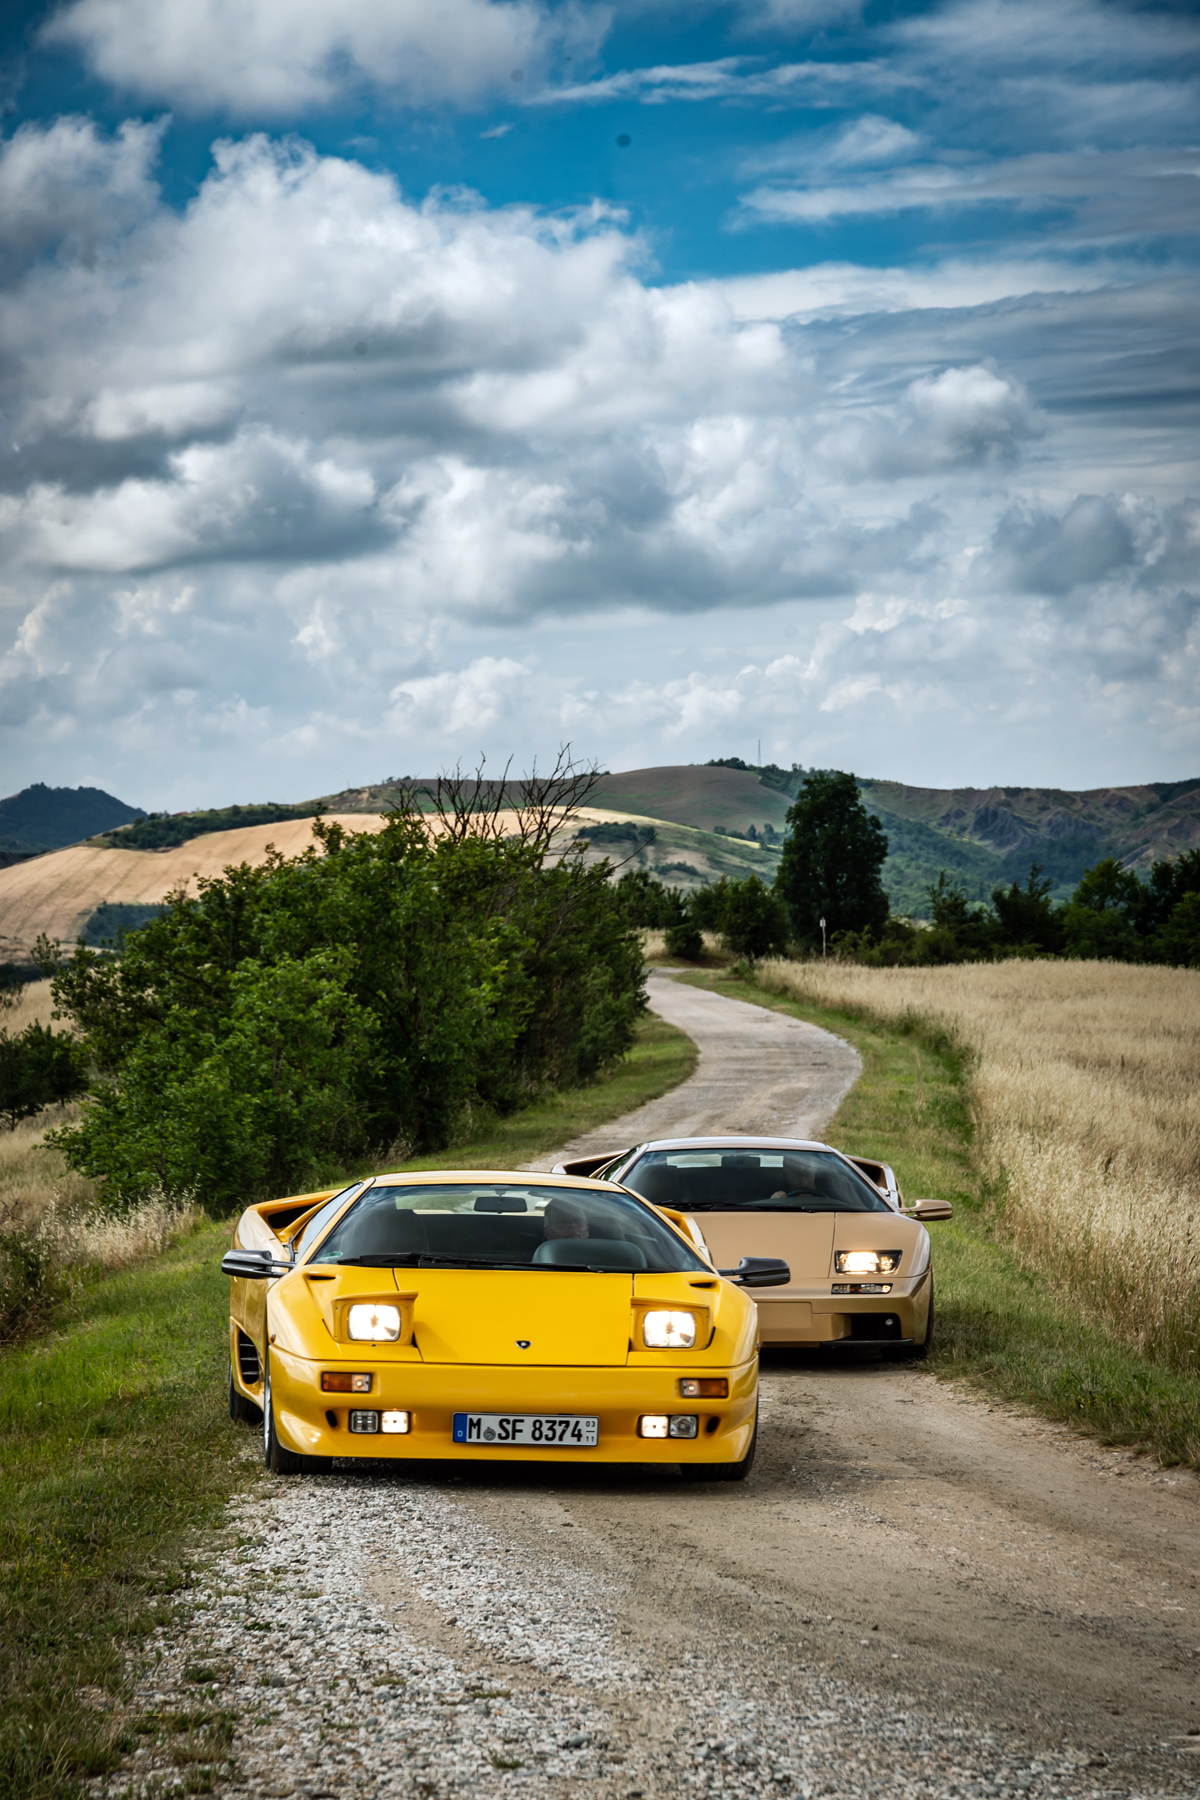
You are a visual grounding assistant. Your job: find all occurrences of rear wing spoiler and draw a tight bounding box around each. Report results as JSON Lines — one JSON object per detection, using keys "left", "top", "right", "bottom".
{"left": 230, "top": 1186, "right": 343, "bottom": 1255}
{"left": 553, "top": 1153, "right": 623, "bottom": 1178}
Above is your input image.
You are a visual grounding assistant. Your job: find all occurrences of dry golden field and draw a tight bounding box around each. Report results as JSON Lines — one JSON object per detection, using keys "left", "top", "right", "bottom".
{"left": 0, "top": 814, "right": 394, "bottom": 962}
{"left": 757, "top": 958, "right": 1200, "bottom": 1371}
{"left": 0, "top": 982, "right": 96, "bottom": 1225}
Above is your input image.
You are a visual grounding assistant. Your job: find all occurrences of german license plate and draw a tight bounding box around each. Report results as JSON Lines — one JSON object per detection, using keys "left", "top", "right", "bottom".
{"left": 452, "top": 1412, "right": 599, "bottom": 1447}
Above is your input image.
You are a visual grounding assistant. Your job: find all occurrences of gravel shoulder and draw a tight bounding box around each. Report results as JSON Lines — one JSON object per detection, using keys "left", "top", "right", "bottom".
{"left": 92, "top": 975, "right": 1200, "bottom": 1800}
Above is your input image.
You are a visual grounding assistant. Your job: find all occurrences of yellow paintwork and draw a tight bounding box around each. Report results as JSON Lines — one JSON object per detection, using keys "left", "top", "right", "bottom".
{"left": 228, "top": 1170, "right": 760, "bottom": 1466}
{"left": 689, "top": 1207, "right": 934, "bottom": 1346}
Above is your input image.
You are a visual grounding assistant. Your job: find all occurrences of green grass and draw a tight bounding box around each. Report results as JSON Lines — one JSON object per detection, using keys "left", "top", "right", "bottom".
{"left": 0, "top": 1218, "right": 242, "bottom": 1800}
{"left": 683, "top": 969, "right": 1200, "bottom": 1468}
{"left": 0, "top": 1011, "right": 695, "bottom": 1798}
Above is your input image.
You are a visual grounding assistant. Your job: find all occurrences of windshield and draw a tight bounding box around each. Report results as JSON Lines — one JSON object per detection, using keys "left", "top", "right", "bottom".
{"left": 306, "top": 1181, "right": 710, "bottom": 1273}
{"left": 621, "top": 1149, "right": 893, "bottom": 1214}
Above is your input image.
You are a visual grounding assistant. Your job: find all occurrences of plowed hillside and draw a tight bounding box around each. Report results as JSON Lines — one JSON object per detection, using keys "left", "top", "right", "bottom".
{"left": 0, "top": 814, "right": 389, "bottom": 962}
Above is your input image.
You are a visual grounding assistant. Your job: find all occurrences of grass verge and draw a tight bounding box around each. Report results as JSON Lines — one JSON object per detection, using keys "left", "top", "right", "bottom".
{"left": 0, "top": 1217, "right": 242, "bottom": 1800}
{"left": 682, "top": 969, "right": 1200, "bottom": 1469}
{"left": 0, "top": 1011, "right": 696, "bottom": 1798}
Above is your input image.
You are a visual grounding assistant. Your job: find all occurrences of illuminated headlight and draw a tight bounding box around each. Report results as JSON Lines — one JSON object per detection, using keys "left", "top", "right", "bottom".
{"left": 641, "top": 1309, "right": 697, "bottom": 1348}
{"left": 347, "top": 1303, "right": 401, "bottom": 1342}
{"left": 381, "top": 1410, "right": 410, "bottom": 1435}
{"left": 638, "top": 1415, "right": 669, "bottom": 1438}
{"left": 835, "top": 1250, "right": 901, "bottom": 1276}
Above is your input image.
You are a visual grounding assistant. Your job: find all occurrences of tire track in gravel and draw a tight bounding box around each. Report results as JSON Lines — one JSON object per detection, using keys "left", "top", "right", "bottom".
{"left": 90, "top": 974, "right": 1200, "bottom": 1800}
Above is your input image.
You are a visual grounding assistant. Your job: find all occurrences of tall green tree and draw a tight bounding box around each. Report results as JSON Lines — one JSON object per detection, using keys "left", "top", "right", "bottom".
{"left": 1060, "top": 856, "right": 1143, "bottom": 960}
{"left": 774, "top": 771, "right": 889, "bottom": 947}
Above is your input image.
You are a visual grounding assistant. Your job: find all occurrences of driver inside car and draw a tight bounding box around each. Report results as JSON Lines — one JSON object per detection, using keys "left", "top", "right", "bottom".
{"left": 541, "top": 1197, "right": 590, "bottom": 1242}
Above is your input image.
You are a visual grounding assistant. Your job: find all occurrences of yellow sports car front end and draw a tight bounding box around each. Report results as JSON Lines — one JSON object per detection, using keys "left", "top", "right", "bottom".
{"left": 224, "top": 1171, "right": 780, "bottom": 1480}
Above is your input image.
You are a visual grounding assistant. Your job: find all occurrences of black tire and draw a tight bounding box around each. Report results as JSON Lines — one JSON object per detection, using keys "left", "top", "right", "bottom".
{"left": 263, "top": 1352, "right": 330, "bottom": 1475}
{"left": 678, "top": 1408, "right": 758, "bottom": 1483}
{"left": 894, "top": 1278, "right": 934, "bottom": 1361}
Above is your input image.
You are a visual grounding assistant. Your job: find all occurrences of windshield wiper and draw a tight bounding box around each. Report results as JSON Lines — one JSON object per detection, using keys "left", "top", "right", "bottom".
{"left": 336, "top": 1252, "right": 553, "bottom": 1271}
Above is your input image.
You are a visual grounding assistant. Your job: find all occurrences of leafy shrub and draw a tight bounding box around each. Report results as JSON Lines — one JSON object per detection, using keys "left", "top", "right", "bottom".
{"left": 49, "top": 790, "right": 646, "bottom": 1213}
{"left": 665, "top": 916, "right": 704, "bottom": 960}
{"left": 0, "top": 1223, "right": 66, "bottom": 1342}
{"left": 689, "top": 875, "right": 789, "bottom": 958}
{"left": 0, "top": 1023, "right": 88, "bottom": 1129}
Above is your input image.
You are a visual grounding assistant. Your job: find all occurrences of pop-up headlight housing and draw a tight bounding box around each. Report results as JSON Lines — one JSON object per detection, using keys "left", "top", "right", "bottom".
{"left": 835, "top": 1250, "right": 901, "bottom": 1276}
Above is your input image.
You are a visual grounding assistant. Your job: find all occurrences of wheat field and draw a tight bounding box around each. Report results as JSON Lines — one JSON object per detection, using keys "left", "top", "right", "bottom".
{"left": 756, "top": 958, "right": 1200, "bottom": 1371}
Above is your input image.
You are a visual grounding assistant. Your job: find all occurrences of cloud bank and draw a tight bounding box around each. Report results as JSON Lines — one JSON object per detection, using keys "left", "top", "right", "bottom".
{"left": 3, "top": 0, "right": 1198, "bottom": 800}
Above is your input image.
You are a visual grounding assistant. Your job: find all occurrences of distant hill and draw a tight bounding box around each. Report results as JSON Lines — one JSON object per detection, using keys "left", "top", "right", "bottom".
{"left": 858, "top": 777, "right": 1200, "bottom": 913}
{"left": 4, "top": 765, "right": 1195, "bottom": 961}
{"left": 0, "top": 783, "right": 145, "bottom": 854}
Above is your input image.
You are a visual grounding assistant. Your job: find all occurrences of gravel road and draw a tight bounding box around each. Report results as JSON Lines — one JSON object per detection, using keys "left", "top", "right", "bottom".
{"left": 94, "top": 976, "right": 1200, "bottom": 1800}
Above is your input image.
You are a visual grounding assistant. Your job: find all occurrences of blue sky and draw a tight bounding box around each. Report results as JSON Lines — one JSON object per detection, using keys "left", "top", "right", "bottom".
{"left": 0, "top": 0, "right": 1197, "bottom": 806}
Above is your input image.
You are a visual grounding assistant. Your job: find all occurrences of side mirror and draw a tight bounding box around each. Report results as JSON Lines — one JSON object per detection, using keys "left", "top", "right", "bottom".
{"left": 221, "top": 1248, "right": 291, "bottom": 1279}
{"left": 905, "top": 1198, "right": 954, "bottom": 1222}
{"left": 717, "top": 1256, "right": 791, "bottom": 1288}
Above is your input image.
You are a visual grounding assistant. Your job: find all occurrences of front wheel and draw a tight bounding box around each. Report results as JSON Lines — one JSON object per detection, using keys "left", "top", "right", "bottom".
{"left": 263, "top": 1353, "right": 330, "bottom": 1475}
{"left": 678, "top": 1409, "right": 758, "bottom": 1484}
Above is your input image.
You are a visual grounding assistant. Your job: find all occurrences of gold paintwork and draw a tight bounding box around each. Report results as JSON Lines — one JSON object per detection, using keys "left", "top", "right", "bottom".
{"left": 227, "top": 1169, "right": 759, "bottom": 1467}
{"left": 688, "top": 1196, "right": 935, "bottom": 1346}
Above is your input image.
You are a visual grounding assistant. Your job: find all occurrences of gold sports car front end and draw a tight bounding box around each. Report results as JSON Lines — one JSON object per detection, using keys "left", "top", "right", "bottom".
{"left": 556, "top": 1138, "right": 953, "bottom": 1356}
{"left": 223, "top": 1171, "right": 787, "bottom": 1480}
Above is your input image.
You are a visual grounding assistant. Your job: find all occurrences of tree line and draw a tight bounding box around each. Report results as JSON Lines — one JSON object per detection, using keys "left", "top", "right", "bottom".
{"left": 616, "top": 769, "right": 1200, "bottom": 969}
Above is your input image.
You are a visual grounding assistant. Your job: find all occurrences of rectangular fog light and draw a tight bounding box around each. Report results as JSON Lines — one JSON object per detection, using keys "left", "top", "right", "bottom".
{"left": 349, "top": 1410, "right": 380, "bottom": 1434}
{"left": 380, "top": 1410, "right": 410, "bottom": 1434}
{"left": 638, "top": 1414, "right": 669, "bottom": 1438}
{"left": 322, "top": 1371, "right": 372, "bottom": 1393}
{"left": 680, "top": 1379, "right": 727, "bottom": 1399}
{"left": 668, "top": 1415, "right": 699, "bottom": 1439}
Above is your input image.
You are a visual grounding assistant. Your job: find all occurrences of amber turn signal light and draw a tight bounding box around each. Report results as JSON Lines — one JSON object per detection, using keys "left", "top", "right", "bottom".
{"left": 679, "top": 1378, "right": 728, "bottom": 1398}
{"left": 321, "top": 1372, "right": 372, "bottom": 1393}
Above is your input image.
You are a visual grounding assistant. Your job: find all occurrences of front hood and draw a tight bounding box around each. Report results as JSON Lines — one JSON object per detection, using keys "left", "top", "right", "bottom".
{"left": 413, "top": 1270, "right": 634, "bottom": 1365}
{"left": 280, "top": 1266, "right": 637, "bottom": 1366}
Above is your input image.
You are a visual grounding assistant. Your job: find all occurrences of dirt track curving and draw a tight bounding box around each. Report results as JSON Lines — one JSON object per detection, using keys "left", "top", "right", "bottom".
{"left": 99, "top": 973, "right": 1200, "bottom": 1800}
{"left": 524, "top": 968, "right": 863, "bottom": 1171}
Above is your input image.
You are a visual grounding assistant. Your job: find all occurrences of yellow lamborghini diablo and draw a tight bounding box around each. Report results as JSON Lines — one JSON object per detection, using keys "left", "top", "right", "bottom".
{"left": 223, "top": 1171, "right": 789, "bottom": 1480}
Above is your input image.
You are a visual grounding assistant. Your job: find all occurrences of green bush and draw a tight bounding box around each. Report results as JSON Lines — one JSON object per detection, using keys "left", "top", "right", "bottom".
{"left": 665, "top": 916, "right": 704, "bottom": 961}
{"left": 49, "top": 806, "right": 645, "bottom": 1213}
{"left": 0, "top": 1226, "right": 66, "bottom": 1343}
{"left": 0, "top": 1023, "right": 88, "bottom": 1130}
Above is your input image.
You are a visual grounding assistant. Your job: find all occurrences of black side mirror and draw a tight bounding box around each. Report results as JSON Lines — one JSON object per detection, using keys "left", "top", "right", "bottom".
{"left": 717, "top": 1256, "right": 791, "bottom": 1288}
{"left": 221, "top": 1248, "right": 290, "bottom": 1279}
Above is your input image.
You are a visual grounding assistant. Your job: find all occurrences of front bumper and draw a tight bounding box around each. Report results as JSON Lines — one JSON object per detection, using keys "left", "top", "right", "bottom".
{"left": 269, "top": 1349, "right": 759, "bottom": 1465}
{"left": 754, "top": 1269, "right": 931, "bottom": 1346}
